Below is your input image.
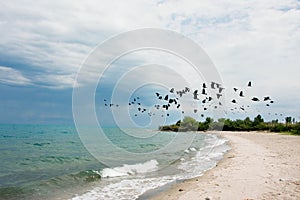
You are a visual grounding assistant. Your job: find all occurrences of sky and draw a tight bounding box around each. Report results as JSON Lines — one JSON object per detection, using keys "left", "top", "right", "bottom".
{"left": 0, "top": 0, "right": 300, "bottom": 125}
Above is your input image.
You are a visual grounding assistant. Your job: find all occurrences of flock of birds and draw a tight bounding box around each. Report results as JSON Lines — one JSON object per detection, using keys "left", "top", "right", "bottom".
{"left": 102, "top": 81, "right": 283, "bottom": 120}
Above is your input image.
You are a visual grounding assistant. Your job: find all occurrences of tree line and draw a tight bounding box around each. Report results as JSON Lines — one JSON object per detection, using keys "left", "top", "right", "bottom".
{"left": 159, "top": 115, "right": 300, "bottom": 135}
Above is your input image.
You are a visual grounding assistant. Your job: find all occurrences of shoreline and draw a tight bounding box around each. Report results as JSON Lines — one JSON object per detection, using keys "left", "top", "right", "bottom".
{"left": 146, "top": 131, "right": 300, "bottom": 200}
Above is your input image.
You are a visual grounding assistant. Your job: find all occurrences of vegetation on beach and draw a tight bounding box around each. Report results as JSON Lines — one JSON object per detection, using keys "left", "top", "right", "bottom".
{"left": 159, "top": 115, "right": 300, "bottom": 135}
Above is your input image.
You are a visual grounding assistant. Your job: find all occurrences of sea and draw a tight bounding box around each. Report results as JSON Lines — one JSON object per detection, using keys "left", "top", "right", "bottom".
{"left": 0, "top": 124, "right": 230, "bottom": 200}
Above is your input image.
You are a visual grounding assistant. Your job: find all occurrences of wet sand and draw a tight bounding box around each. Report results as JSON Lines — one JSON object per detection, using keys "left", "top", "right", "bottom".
{"left": 150, "top": 131, "right": 300, "bottom": 200}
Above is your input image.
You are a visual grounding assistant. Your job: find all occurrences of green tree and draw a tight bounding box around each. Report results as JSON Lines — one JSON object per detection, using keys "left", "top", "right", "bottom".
{"left": 285, "top": 116, "right": 292, "bottom": 124}
{"left": 180, "top": 116, "right": 198, "bottom": 131}
{"left": 253, "top": 114, "right": 264, "bottom": 125}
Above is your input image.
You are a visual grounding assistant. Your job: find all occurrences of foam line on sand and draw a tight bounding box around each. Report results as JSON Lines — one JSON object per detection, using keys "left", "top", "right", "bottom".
{"left": 149, "top": 131, "right": 300, "bottom": 200}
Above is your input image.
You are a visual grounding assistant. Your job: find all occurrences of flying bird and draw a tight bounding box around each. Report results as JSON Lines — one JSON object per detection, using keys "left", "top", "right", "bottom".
{"left": 251, "top": 97, "right": 259, "bottom": 102}
{"left": 264, "top": 96, "right": 271, "bottom": 101}
{"left": 239, "top": 91, "right": 244, "bottom": 97}
{"left": 169, "top": 99, "right": 174, "bottom": 104}
{"left": 211, "top": 82, "right": 216, "bottom": 89}
{"left": 184, "top": 87, "right": 190, "bottom": 92}
{"left": 248, "top": 81, "right": 252, "bottom": 87}
{"left": 218, "top": 87, "right": 224, "bottom": 93}
{"left": 216, "top": 94, "right": 222, "bottom": 99}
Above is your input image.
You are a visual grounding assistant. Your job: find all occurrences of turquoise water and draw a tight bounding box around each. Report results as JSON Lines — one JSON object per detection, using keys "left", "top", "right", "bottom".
{"left": 0, "top": 124, "right": 229, "bottom": 200}
{"left": 0, "top": 124, "right": 101, "bottom": 199}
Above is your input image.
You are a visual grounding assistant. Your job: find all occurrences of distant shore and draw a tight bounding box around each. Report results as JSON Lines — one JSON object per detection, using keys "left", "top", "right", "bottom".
{"left": 147, "top": 131, "right": 300, "bottom": 200}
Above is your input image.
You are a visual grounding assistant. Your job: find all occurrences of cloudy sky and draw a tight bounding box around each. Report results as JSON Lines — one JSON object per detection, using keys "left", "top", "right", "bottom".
{"left": 0, "top": 0, "right": 299, "bottom": 124}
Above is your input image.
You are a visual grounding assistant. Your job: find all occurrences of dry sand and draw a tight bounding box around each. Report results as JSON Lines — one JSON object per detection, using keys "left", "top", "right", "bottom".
{"left": 150, "top": 131, "right": 300, "bottom": 200}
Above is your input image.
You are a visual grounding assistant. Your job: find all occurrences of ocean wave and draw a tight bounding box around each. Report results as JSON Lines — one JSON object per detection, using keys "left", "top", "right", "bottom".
{"left": 100, "top": 160, "right": 159, "bottom": 178}
{"left": 71, "top": 134, "right": 230, "bottom": 200}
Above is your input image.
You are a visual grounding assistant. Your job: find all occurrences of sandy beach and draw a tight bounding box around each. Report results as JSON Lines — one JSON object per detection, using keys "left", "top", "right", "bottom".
{"left": 150, "top": 131, "right": 300, "bottom": 200}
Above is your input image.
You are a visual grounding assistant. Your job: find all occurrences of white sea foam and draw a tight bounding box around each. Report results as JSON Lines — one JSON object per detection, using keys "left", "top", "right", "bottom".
{"left": 189, "top": 147, "right": 197, "bottom": 152}
{"left": 72, "top": 176, "right": 174, "bottom": 200}
{"left": 71, "top": 133, "right": 230, "bottom": 200}
{"left": 101, "top": 160, "right": 159, "bottom": 178}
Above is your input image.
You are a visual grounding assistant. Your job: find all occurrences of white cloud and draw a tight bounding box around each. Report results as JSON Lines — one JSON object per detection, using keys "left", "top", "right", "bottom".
{"left": 0, "top": 66, "right": 31, "bottom": 85}
{"left": 0, "top": 0, "right": 299, "bottom": 118}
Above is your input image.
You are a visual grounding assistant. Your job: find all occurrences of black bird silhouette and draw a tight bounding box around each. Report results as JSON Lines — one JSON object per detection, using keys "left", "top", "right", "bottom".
{"left": 264, "top": 96, "right": 271, "bottom": 101}
{"left": 177, "top": 91, "right": 183, "bottom": 97}
{"left": 211, "top": 82, "right": 216, "bottom": 89}
{"left": 177, "top": 104, "right": 181, "bottom": 108}
{"left": 233, "top": 88, "right": 238, "bottom": 92}
{"left": 158, "top": 96, "right": 162, "bottom": 100}
{"left": 202, "top": 89, "right": 206, "bottom": 95}
{"left": 216, "top": 94, "right": 222, "bottom": 99}
{"left": 248, "top": 81, "right": 252, "bottom": 87}
{"left": 156, "top": 93, "right": 160, "bottom": 97}
{"left": 194, "top": 109, "right": 197, "bottom": 113}
{"left": 239, "top": 91, "right": 244, "bottom": 97}
{"left": 218, "top": 87, "right": 224, "bottom": 93}
{"left": 185, "top": 87, "right": 190, "bottom": 92}
{"left": 193, "top": 90, "right": 199, "bottom": 100}
{"left": 203, "top": 83, "right": 207, "bottom": 88}
{"left": 170, "top": 88, "right": 174, "bottom": 93}
{"left": 251, "top": 97, "right": 259, "bottom": 101}
{"left": 232, "top": 99, "right": 237, "bottom": 103}
{"left": 270, "top": 100, "right": 274, "bottom": 104}
{"left": 164, "top": 95, "right": 168, "bottom": 101}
